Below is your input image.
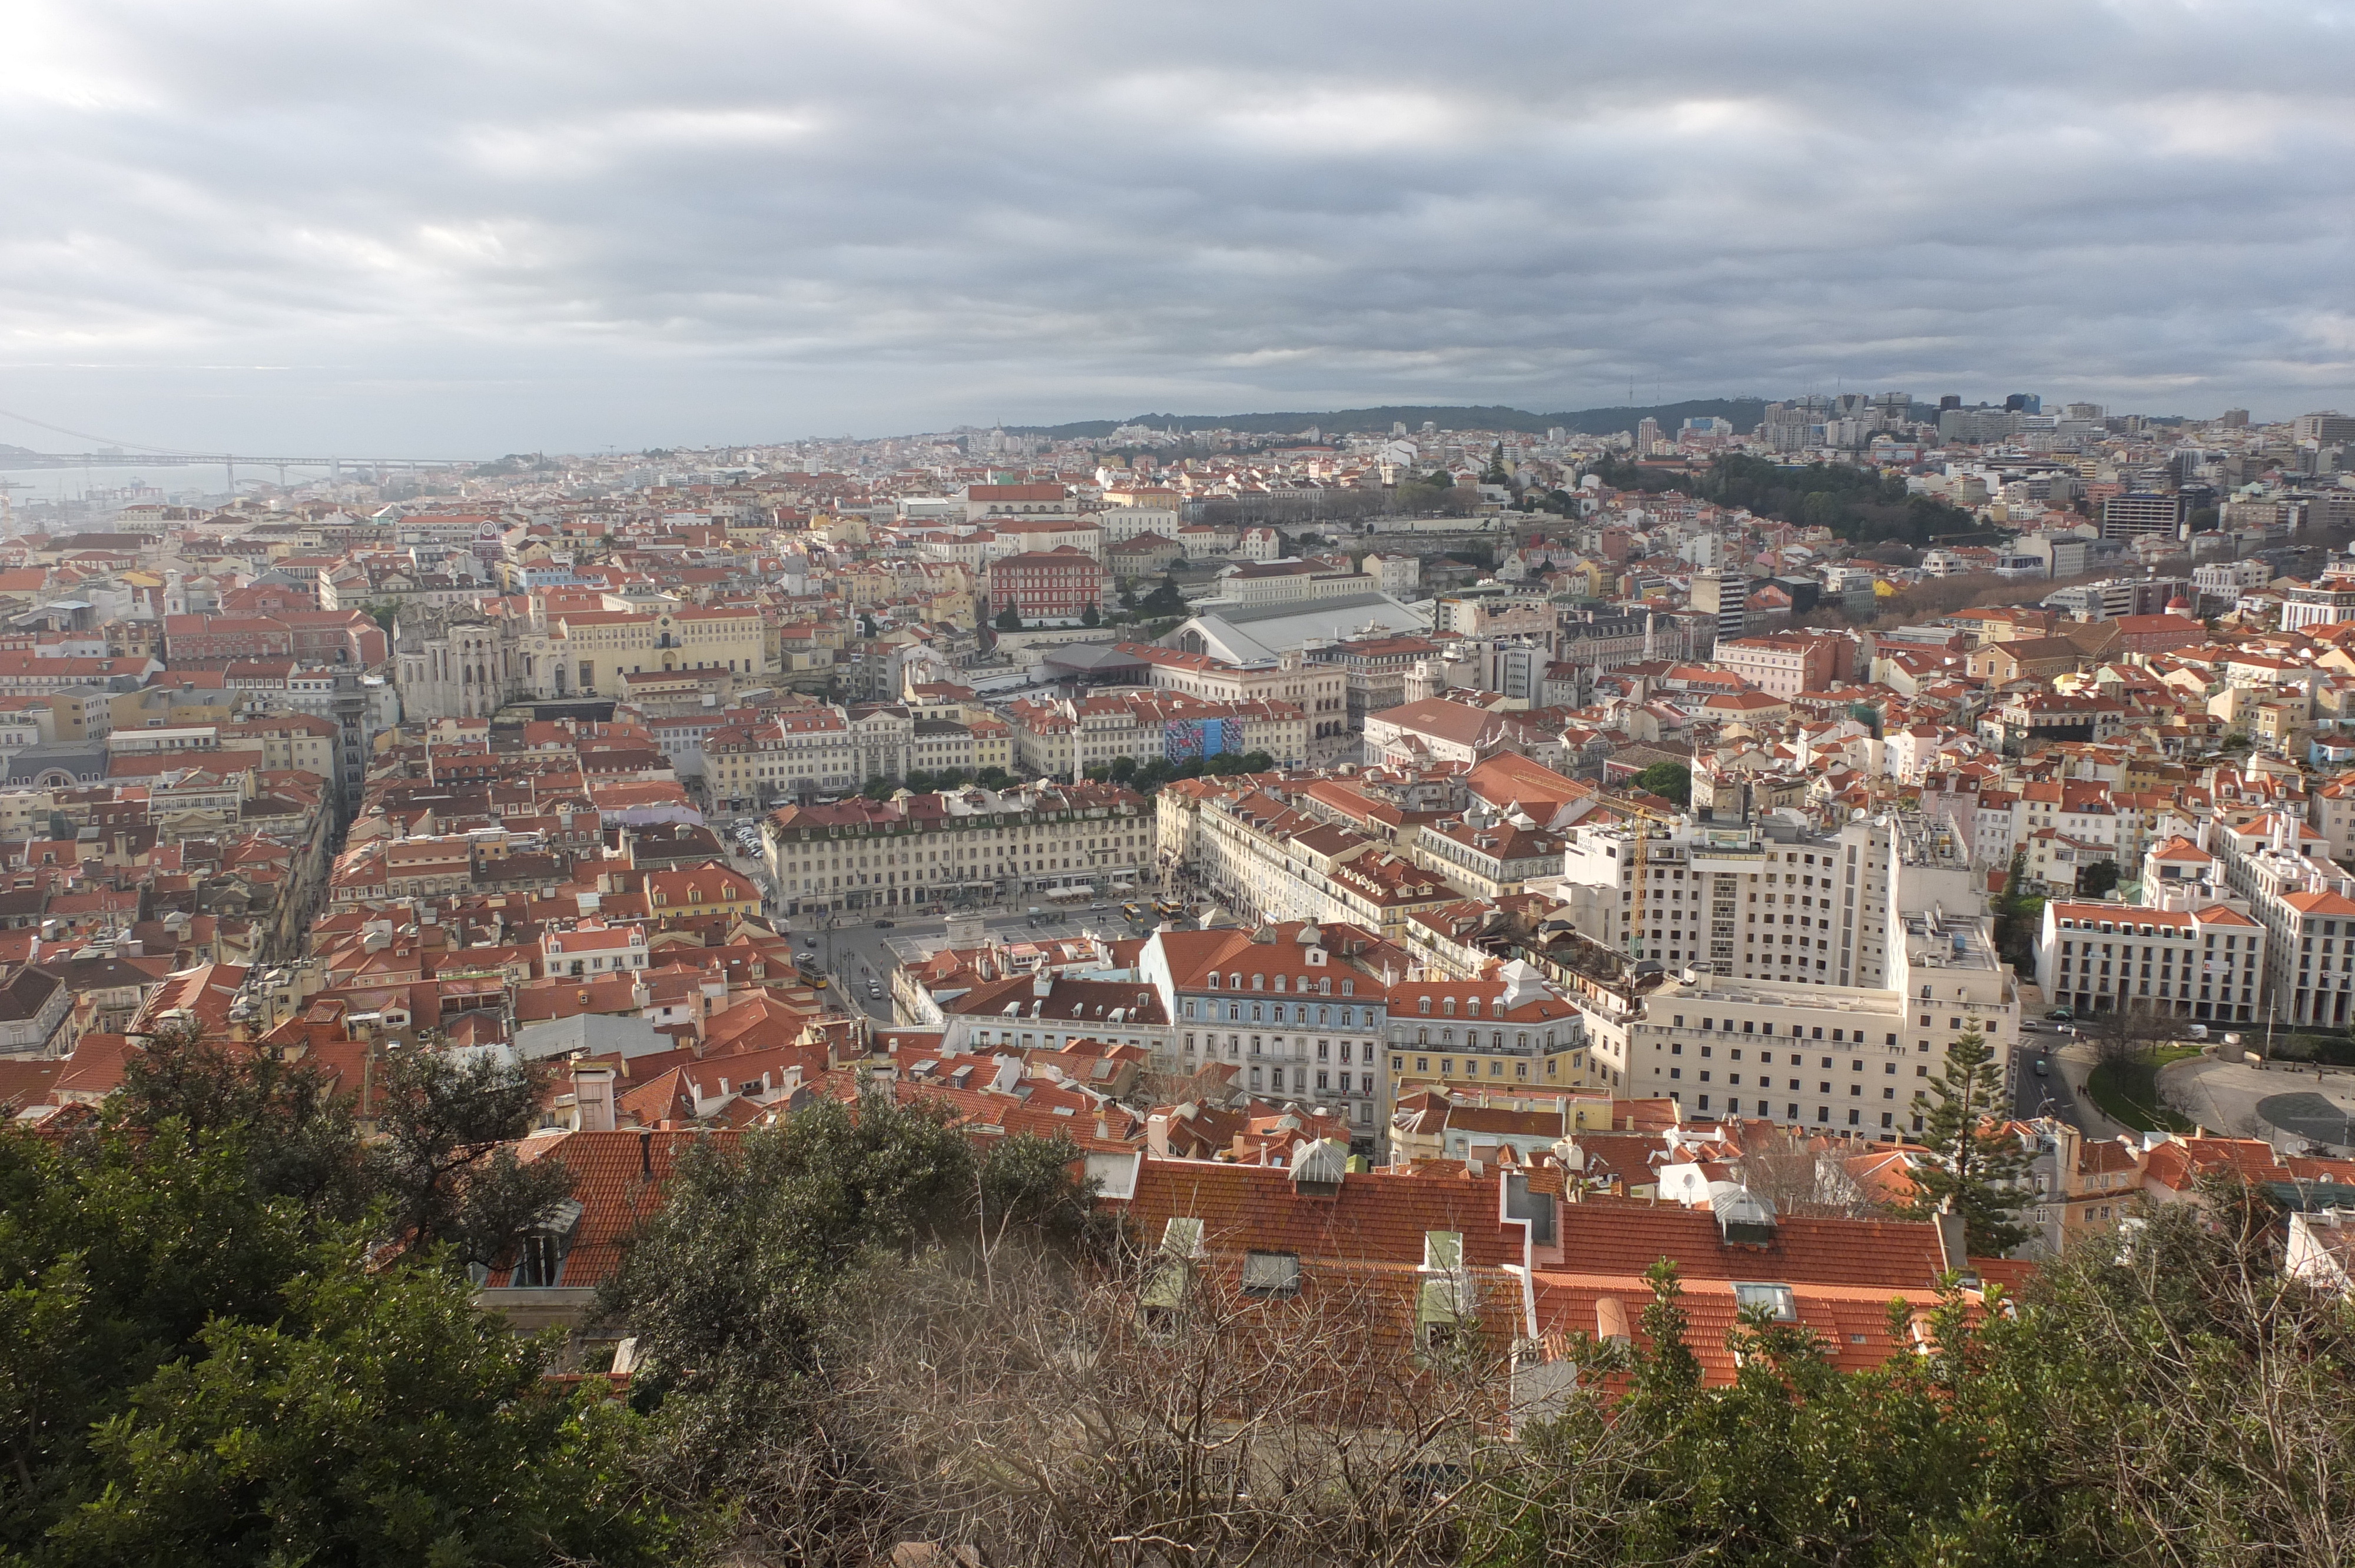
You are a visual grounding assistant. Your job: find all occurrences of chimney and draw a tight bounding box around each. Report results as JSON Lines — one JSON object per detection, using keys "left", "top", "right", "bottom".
{"left": 1933, "top": 1204, "right": 1969, "bottom": 1276}
{"left": 573, "top": 1062, "right": 617, "bottom": 1132}
{"left": 636, "top": 1127, "right": 654, "bottom": 1178}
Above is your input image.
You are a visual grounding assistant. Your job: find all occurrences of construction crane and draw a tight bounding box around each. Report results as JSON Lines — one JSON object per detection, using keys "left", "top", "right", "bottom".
{"left": 1616, "top": 796, "right": 1683, "bottom": 964}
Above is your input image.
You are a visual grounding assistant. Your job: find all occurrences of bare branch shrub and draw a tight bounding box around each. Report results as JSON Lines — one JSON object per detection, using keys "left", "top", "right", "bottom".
{"left": 711, "top": 1240, "right": 1517, "bottom": 1568}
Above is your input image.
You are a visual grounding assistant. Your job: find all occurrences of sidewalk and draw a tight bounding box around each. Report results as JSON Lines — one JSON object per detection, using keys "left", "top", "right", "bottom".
{"left": 2049, "top": 1038, "right": 2137, "bottom": 1141}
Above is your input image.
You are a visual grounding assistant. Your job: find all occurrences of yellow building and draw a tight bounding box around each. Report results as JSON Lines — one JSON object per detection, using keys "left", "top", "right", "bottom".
{"left": 540, "top": 603, "right": 771, "bottom": 695}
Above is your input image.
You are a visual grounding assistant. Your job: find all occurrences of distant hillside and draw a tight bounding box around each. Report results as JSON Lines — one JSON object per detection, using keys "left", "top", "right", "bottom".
{"left": 1010, "top": 399, "right": 1767, "bottom": 441}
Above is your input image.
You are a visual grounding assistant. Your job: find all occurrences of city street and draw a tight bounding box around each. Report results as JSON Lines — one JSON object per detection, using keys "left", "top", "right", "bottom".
{"left": 784, "top": 905, "right": 1156, "bottom": 1024}
{"left": 714, "top": 826, "right": 1164, "bottom": 1024}
{"left": 2012, "top": 1021, "right": 2091, "bottom": 1129}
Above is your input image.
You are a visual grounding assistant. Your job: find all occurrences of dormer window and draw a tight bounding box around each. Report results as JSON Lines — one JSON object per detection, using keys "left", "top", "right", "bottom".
{"left": 1419, "top": 998, "right": 1432, "bottom": 1015}
{"left": 1140, "top": 1217, "right": 1203, "bottom": 1336}
{"left": 1241, "top": 1251, "right": 1302, "bottom": 1298}
{"left": 1443, "top": 998, "right": 1457, "bottom": 1016}
{"left": 1206, "top": 973, "right": 1220, "bottom": 989}
{"left": 506, "top": 1198, "right": 585, "bottom": 1288}
{"left": 1418, "top": 1230, "right": 1474, "bottom": 1352}
{"left": 1733, "top": 1281, "right": 1797, "bottom": 1321}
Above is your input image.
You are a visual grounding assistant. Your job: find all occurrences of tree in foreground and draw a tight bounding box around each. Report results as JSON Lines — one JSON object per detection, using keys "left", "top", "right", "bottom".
{"left": 1906, "top": 1018, "right": 2034, "bottom": 1254}
{"left": 1467, "top": 1260, "right": 2087, "bottom": 1567}
{"left": 0, "top": 1084, "right": 683, "bottom": 1565}
{"left": 43, "top": 1240, "right": 674, "bottom": 1568}
{"left": 118, "top": 1022, "right": 572, "bottom": 1269}
{"left": 596, "top": 1096, "right": 1100, "bottom": 1556}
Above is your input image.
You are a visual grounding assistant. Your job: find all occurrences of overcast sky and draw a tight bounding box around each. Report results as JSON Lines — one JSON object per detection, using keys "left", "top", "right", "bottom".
{"left": 3, "top": 0, "right": 2351, "bottom": 456}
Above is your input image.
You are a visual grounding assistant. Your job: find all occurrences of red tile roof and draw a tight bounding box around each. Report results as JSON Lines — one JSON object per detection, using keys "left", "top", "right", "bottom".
{"left": 1115, "top": 1154, "right": 1524, "bottom": 1268}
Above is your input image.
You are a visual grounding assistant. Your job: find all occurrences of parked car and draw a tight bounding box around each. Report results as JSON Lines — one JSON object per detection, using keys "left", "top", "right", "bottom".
{"left": 803, "top": 935, "right": 819, "bottom": 948}
{"left": 2045, "top": 1008, "right": 2075, "bottom": 1022}
{"left": 2034, "top": 1058, "right": 2049, "bottom": 1076}
{"left": 874, "top": 918, "right": 895, "bottom": 929}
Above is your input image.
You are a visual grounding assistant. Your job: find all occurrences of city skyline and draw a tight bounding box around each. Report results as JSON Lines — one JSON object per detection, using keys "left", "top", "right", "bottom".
{"left": 4, "top": 0, "right": 2351, "bottom": 453}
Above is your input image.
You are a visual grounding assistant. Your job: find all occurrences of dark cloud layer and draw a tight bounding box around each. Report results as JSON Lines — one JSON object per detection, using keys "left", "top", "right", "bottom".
{"left": 2, "top": 0, "right": 2350, "bottom": 453}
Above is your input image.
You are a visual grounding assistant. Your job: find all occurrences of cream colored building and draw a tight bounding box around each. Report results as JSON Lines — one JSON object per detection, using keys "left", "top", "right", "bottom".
{"left": 1122, "top": 644, "right": 1348, "bottom": 728}
{"left": 992, "top": 517, "right": 1104, "bottom": 560}
{"left": 1093, "top": 503, "right": 1183, "bottom": 543}
{"left": 535, "top": 604, "right": 768, "bottom": 696}
{"left": 1003, "top": 689, "right": 1311, "bottom": 778}
{"left": 1584, "top": 921, "right": 2018, "bottom": 1141}
{"left": 763, "top": 778, "right": 1150, "bottom": 914}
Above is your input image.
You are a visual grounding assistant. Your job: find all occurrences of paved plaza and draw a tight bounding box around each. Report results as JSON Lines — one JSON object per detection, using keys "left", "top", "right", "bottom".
{"left": 2164, "top": 1052, "right": 2355, "bottom": 1153}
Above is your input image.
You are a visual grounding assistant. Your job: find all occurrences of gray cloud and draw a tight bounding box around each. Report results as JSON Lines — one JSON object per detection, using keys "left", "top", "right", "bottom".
{"left": 1, "top": 0, "right": 2350, "bottom": 452}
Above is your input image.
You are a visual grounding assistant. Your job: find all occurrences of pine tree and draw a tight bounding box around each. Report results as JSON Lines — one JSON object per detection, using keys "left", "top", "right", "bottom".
{"left": 1906, "top": 1019, "right": 2032, "bottom": 1255}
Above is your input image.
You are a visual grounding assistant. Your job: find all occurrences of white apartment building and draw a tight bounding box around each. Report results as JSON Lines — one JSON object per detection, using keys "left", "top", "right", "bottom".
{"left": 2193, "top": 557, "right": 2271, "bottom": 608}
{"left": 2035, "top": 900, "right": 2264, "bottom": 1024}
{"left": 1094, "top": 503, "right": 1183, "bottom": 544}
{"left": 993, "top": 517, "right": 1104, "bottom": 560}
{"left": 1363, "top": 553, "right": 1421, "bottom": 594}
{"left": 1583, "top": 905, "right": 2017, "bottom": 1141}
{"left": 2211, "top": 811, "right": 2355, "bottom": 1029}
{"left": 1554, "top": 814, "right": 1958, "bottom": 991}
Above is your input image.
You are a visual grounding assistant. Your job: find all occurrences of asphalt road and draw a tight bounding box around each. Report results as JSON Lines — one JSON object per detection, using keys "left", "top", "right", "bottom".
{"left": 2013, "top": 1020, "right": 2084, "bottom": 1127}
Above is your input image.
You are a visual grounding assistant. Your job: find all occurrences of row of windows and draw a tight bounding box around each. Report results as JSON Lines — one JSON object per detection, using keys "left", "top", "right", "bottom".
{"left": 2059, "top": 935, "right": 2245, "bottom": 952}
{"left": 1669, "top": 1062, "right": 1922, "bottom": 1088}
{"left": 1185, "top": 1034, "right": 1372, "bottom": 1061}
{"left": 1669, "top": 1014, "right": 1903, "bottom": 1044}
{"left": 1185, "top": 997, "right": 1365, "bottom": 1022}
{"left": 1398, "top": 1024, "right": 1565, "bottom": 1050}
{"left": 1200, "top": 972, "right": 1358, "bottom": 997}
{"left": 1399, "top": 1055, "right": 1569, "bottom": 1081}
{"left": 1678, "top": 1094, "right": 1922, "bottom": 1132}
